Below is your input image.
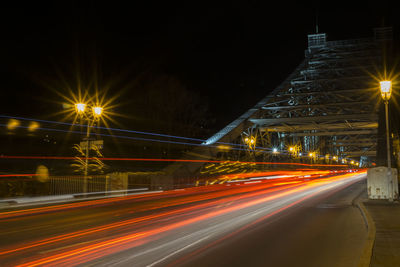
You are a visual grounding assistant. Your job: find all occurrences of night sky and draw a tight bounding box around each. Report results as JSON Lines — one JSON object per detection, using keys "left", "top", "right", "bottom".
{"left": 1, "top": 1, "right": 398, "bottom": 135}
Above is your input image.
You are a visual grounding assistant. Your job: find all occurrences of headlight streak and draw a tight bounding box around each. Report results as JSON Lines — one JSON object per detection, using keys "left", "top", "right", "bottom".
{"left": 0, "top": 179, "right": 308, "bottom": 256}
{"left": 0, "top": 171, "right": 365, "bottom": 267}
{"left": 167, "top": 175, "right": 363, "bottom": 267}
{"left": 0, "top": 174, "right": 310, "bottom": 222}
{"left": 0, "top": 170, "right": 356, "bottom": 220}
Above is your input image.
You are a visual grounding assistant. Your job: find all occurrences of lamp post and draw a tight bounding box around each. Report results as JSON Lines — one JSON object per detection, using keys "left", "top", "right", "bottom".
{"left": 380, "top": 80, "right": 393, "bottom": 201}
{"left": 75, "top": 103, "right": 103, "bottom": 194}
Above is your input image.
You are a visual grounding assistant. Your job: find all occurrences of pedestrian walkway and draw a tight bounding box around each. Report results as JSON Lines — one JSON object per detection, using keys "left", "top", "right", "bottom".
{"left": 0, "top": 188, "right": 157, "bottom": 210}
{"left": 364, "top": 200, "right": 400, "bottom": 267}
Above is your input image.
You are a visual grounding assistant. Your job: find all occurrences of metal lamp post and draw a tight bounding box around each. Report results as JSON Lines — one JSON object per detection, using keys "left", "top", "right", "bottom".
{"left": 75, "top": 103, "right": 103, "bottom": 194}
{"left": 380, "top": 80, "right": 393, "bottom": 201}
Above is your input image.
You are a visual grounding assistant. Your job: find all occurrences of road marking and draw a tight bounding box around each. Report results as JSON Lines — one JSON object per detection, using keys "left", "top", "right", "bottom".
{"left": 146, "top": 235, "right": 210, "bottom": 267}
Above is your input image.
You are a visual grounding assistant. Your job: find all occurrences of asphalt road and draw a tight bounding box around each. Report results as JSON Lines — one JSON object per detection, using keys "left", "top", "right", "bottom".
{"left": 177, "top": 176, "right": 368, "bottom": 267}
{"left": 0, "top": 171, "right": 367, "bottom": 267}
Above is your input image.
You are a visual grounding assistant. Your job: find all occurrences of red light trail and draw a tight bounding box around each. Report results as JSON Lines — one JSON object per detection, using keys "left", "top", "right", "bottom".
{"left": 0, "top": 170, "right": 366, "bottom": 267}
{"left": 0, "top": 155, "right": 348, "bottom": 167}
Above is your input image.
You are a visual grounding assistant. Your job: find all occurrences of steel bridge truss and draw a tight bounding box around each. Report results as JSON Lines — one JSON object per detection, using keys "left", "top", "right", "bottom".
{"left": 204, "top": 30, "right": 391, "bottom": 166}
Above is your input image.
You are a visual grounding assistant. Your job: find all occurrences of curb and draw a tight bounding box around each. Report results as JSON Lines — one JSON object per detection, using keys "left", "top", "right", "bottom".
{"left": 356, "top": 200, "right": 376, "bottom": 267}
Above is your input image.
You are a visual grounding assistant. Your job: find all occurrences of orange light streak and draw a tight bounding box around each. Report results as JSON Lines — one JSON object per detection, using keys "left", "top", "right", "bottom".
{"left": 0, "top": 170, "right": 343, "bottom": 220}
{"left": 0, "top": 174, "right": 37, "bottom": 177}
{"left": 15, "top": 172, "right": 365, "bottom": 267}
{"left": 0, "top": 178, "right": 310, "bottom": 256}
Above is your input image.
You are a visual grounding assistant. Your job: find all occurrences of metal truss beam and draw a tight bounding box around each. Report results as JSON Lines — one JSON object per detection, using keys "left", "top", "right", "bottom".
{"left": 263, "top": 122, "right": 377, "bottom": 132}
{"left": 250, "top": 114, "right": 377, "bottom": 126}
{"left": 261, "top": 101, "right": 370, "bottom": 110}
{"left": 344, "top": 151, "right": 376, "bottom": 156}
{"left": 291, "top": 75, "right": 371, "bottom": 85}
{"left": 329, "top": 138, "right": 375, "bottom": 143}
{"left": 332, "top": 142, "right": 375, "bottom": 147}
{"left": 288, "top": 129, "right": 377, "bottom": 137}
{"left": 269, "top": 88, "right": 376, "bottom": 98}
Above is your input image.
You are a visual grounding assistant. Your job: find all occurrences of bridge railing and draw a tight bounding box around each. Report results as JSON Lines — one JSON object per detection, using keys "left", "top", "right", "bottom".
{"left": 0, "top": 173, "right": 151, "bottom": 199}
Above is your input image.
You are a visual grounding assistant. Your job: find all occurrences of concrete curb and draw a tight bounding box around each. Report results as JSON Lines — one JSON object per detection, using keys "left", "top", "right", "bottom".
{"left": 356, "top": 200, "right": 376, "bottom": 267}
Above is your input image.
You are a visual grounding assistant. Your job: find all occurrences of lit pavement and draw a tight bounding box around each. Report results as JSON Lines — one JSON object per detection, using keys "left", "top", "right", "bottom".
{"left": 0, "top": 170, "right": 367, "bottom": 266}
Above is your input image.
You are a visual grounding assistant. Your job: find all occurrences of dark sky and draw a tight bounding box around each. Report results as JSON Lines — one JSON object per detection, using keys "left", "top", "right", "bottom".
{"left": 0, "top": 1, "right": 397, "bottom": 133}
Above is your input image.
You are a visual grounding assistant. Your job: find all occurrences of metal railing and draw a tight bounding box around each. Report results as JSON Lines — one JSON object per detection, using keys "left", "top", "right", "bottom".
{"left": 49, "top": 175, "right": 110, "bottom": 195}
{"left": 0, "top": 173, "right": 151, "bottom": 198}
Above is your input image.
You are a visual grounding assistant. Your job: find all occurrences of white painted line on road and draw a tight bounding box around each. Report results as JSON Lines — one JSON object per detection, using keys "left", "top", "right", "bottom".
{"left": 146, "top": 235, "right": 211, "bottom": 267}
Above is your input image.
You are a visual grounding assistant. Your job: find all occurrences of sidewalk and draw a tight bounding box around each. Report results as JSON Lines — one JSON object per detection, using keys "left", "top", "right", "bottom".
{"left": 363, "top": 200, "right": 400, "bottom": 267}
{"left": 0, "top": 188, "right": 158, "bottom": 209}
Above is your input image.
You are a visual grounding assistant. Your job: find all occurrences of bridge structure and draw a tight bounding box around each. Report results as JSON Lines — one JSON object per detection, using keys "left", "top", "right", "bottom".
{"left": 202, "top": 27, "right": 393, "bottom": 168}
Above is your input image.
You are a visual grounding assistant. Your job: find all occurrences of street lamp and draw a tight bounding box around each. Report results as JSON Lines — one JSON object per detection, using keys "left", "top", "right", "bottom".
{"left": 75, "top": 103, "right": 86, "bottom": 113}
{"left": 75, "top": 102, "right": 103, "bottom": 194}
{"left": 380, "top": 80, "right": 393, "bottom": 201}
{"left": 93, "top": 106, "right": 103, "bottom": 117}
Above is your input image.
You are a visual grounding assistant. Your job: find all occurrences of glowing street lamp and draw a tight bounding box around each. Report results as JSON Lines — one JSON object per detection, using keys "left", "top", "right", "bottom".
{"left": 75, "top": 103, "right": 86, "bottom": 113}
{"left": 380, "top": 81, "right": 392, "bottom": 101}
{"left": 93, "top": 106, "right": 103, "bottom": 117}
{"left": 380, "top": 80, "right": 393, "bottom": 201}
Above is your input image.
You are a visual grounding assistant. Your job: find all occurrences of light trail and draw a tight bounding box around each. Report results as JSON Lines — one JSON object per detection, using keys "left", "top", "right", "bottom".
{"left": 0, "top": 115, "right": 206, "bottom": 142}
{"left": 0, "top": 170, "right": 354, "bottom": 219}
{"left": 0, "top": 155, "right": 348, "bottom": 167}
{"left": 0, "top": 170, "right": 357, "bottom": 220}
{"left": 0, "top": 170, "right": 325, "bottom": 219}
{"left": 0, "top": 174, "right": 37, "bottom": 177}
{"left": 0, "top": 115, "right": 266, "bottom": 151}
{"left": 1, "top": 122, "right": 272, "bottom": 154}
{"left": 0, "top": 171, "right": 366, "bottom": 266}
{"left": 0, "top": 180, "right": 305, "bottom": 256}
{"left": 14, "top": 172, "right": 365, "bottom": 267}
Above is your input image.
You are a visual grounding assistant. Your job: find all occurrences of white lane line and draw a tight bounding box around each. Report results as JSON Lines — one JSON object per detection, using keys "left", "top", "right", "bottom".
{"left": 146, "top": 235, "right": 211, "bottom": 267}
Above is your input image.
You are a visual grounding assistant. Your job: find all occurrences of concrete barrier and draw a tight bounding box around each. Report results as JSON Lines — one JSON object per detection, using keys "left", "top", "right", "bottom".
{"left": 367, "top": 167, "right": 398, "bottom": 200}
